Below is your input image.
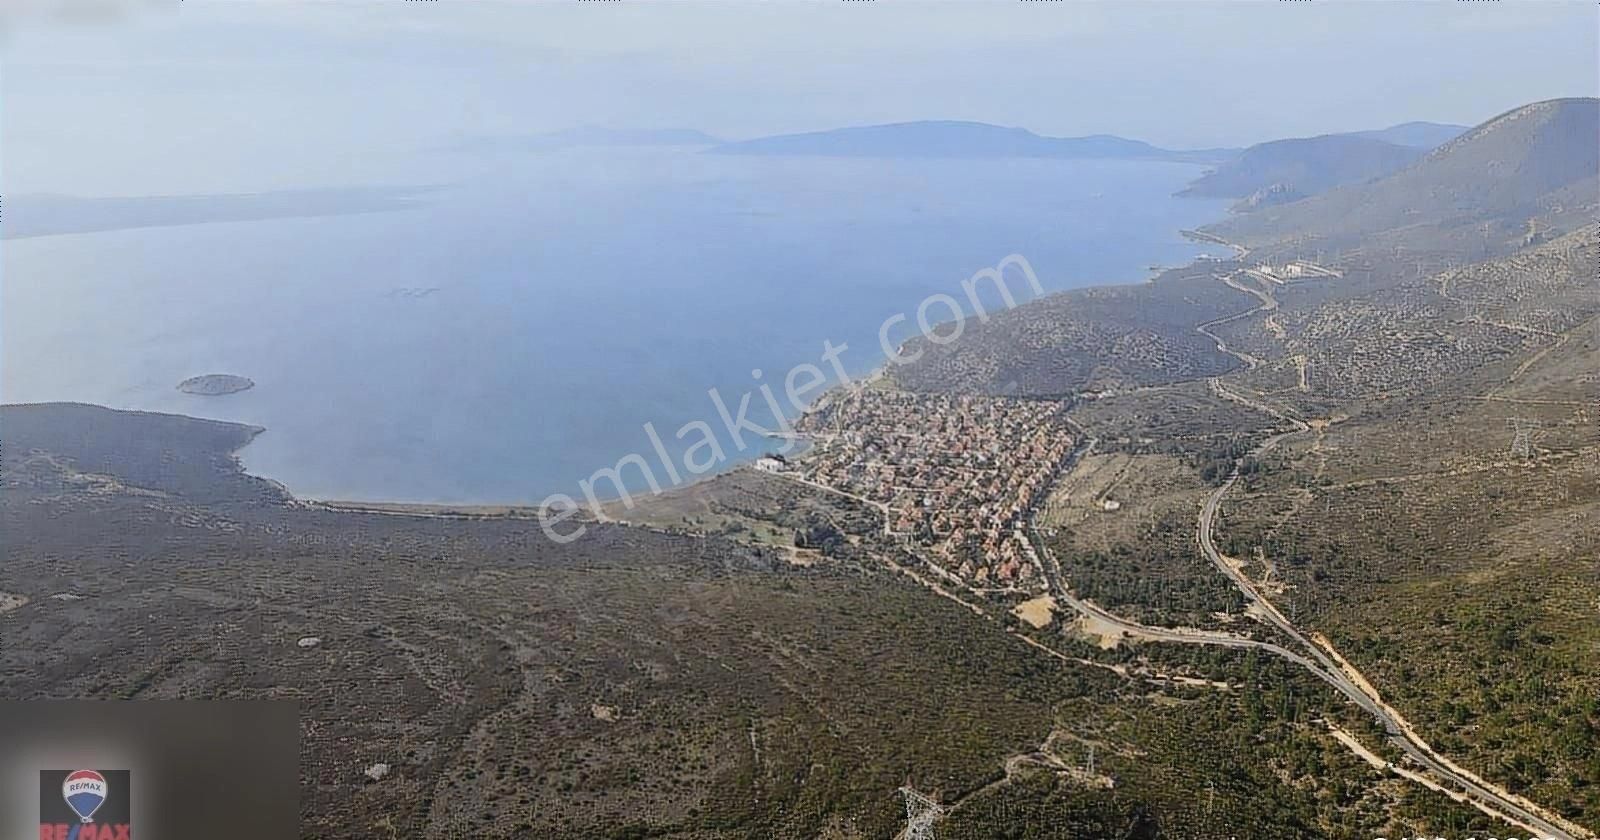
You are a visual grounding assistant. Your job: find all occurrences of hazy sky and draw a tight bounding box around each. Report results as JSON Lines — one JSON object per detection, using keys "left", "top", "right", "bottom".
{"left": 3, "top": 0, "right": 1596, "bottom": 194}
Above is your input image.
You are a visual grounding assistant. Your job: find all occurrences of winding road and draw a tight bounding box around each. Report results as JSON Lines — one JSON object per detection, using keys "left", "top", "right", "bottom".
{"left": 1035, "top": 390, "right": 1582, "bottom": 836}
{"left": 1028, "top": 259, "right": 1588, "bottom": 837}
{"left": 791, "top": 246, "right": 1588, "bottom": 836}
{"left": 1185, "top": 264, "right": 1588, "bottom": 839}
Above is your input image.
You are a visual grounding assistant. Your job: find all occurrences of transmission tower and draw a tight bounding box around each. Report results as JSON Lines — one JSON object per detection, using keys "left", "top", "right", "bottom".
{"left": 1506, "top": 418, "right": 1540, "bottom": 459}
{"left": 899, "top": 786, "right": 944, "bottom": 840}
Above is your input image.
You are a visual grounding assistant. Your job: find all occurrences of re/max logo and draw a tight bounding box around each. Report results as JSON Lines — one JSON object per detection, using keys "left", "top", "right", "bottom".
{"left": 39, "top": 824, "right": 131, "bottom": 840}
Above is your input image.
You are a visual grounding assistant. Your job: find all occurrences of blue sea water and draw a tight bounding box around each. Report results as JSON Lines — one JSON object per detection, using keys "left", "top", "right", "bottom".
{"left": 2, "top": 148, "right": 1227, "bottom": 504}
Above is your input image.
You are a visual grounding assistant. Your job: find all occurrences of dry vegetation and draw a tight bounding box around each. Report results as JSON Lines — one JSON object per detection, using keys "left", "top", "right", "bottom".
{"left": 889, "top": 264, "right": 1247, "bottom": 397}
{"left": 8, "top": 100, "right": 1597, "bottom": 839}
{"left": 1, "top": 402, "right": 1516, "bottom": 838}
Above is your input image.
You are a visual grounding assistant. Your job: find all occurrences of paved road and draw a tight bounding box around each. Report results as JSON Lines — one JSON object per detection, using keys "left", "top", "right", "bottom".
{"left": 1198, "top": 382, "right": 1581, "bottom": 840}
{"left": 1044, "top": 388, "right": 1581, "bottom": 838}
{"left": 790, "top": 366, "right": 1582, "bottom": 836}
{"left": 1028, "top": 427, "right": 1322, "bottom": 666}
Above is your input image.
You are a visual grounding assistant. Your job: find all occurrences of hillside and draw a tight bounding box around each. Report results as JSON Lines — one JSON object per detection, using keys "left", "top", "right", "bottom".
{"left": 1260, "top": 224, "right": 1598, "bottom": 400}
{"left": 1179, "top": 134, "right": 1424, "bottom": 203}
{"left": 0, "top": 404, "right": 1111, "bottom": 837}
{"left": 1207, "top": 225, "right": 1600, "bottom": 826}
{"left": 1206, "top": 98, "right": 1600, "bottom": 258}
{"left": 885, "top": 96, "right": 1600, "bottom": 834}
{"left": 708, "top": 120, "right": 1230, "bottom": 163}
{"left": 888, "top": 262, "right": 1248, "bottom": 397}
{"left": 4, "top": 402, "right": 1514, "bottom": 838}
{"left": 1177, "top": 122, "right": 1467, "bottom": 208}
{"left": 893, "top": 100, "right": 1599, "bottom": 401}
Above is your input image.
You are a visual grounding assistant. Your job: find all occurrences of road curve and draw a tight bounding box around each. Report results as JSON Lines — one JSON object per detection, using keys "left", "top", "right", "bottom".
{"left": 1044, "top": 383, "right": 1581, "bottom": 837}
{"left": 1199, "top": 381, "right": 1583, "bottom": 840}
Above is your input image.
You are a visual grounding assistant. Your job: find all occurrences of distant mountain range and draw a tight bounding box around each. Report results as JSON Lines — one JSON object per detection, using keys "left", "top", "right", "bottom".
{"left": 1347, "top": 121, "right": 1468, "bottom": 149}
{"left": 441, "top": 121, "right": 1472, "bottom": 178}
{"left": 1178, "top": 122, "right": 1470, "bottom": 208}
{"left": 1206, "top": 98, "right": 1599, "bottom": 255}
{"left": 706, "top": 120, "right": 1235, "bottom": 164}
{"left": 441, "top": 127, "right": 722, "bottom": 153}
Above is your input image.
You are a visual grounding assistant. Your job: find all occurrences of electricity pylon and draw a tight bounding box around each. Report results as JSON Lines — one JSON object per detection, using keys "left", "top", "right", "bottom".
{"left": 899, "top": 786, "right": 944, "bottom": 840}
{"left": 1506, "top": 418, "right": 1540, "bottom": 459}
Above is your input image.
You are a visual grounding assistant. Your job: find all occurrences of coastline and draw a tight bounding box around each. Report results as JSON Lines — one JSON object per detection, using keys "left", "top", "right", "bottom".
{"left": 310, "top": 335, "right": 906, "bottom": 518}
{"left": 6, "top": 147, "right": 1229, "bottom": 515}
{"left": 17, "top": 213, "right": 1226, "bottom": 519}
{"left": 14, "top": 242, "right": 1210, "bottom": 522}
{"left": 3, "top": 208, "right": 1254, "bottom": 533}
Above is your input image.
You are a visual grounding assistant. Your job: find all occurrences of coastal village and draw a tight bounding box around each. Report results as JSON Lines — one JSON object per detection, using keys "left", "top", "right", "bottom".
{"left": 792, "top": 389, "right": 1073, "bottom": 585}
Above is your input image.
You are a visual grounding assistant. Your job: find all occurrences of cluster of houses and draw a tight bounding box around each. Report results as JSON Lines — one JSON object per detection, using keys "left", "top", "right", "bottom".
{"left": 796, "top": 390, "right": 1072, "bottom": 583}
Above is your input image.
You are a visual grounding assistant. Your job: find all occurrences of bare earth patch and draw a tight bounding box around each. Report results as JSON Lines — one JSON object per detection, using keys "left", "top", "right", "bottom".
{"left": 1012, "top": 595, "right": 1057, "bottom": 629}
{"left": 1074, "top": 612, "right": 1132, "bottom": 650}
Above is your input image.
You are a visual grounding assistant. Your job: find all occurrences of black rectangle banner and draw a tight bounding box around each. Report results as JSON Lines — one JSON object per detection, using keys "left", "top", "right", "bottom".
{"left": 0, "top": 701, "right": 297, "bottom": 840}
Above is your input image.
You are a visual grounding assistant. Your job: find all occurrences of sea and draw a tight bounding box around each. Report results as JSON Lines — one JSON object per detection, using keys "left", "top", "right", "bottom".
{"left": 2, "top": 147, "right": 1228, "bottom": 504}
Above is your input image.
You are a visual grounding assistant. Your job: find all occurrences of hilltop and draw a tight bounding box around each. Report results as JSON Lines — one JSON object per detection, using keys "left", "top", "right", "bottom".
{"left": 1178, "top": 134, "right": 1424, "bottom": 207}
{"left": 892, "top": 99, "right": 1599, "bottom": 398}
{"left": 1206, "top": 98, "right": 1600, "bottom": 258}
{"left": 1178, "top": 123, "right": 1469, "bottom": 210}
{"left": 1347, "top": 120, "right": 1467, "bottom": 149}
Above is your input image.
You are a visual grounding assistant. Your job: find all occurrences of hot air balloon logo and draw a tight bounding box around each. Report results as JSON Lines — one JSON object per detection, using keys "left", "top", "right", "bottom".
{"left": 62, "top": 769, "right": 107, "bottom": 824}
{"left": 40, "top": 769, "right": 130, "bottom": 839}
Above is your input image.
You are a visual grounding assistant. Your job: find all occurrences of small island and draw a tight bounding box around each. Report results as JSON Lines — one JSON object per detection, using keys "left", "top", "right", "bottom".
{"left": 176, "top": 374, "right": 255, "bottom": 396}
